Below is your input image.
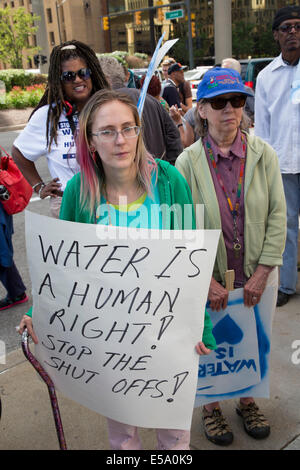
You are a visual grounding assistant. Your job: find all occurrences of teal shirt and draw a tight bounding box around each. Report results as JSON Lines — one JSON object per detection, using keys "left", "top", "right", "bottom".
{"left": 97, "top": 174, "right": 162, "bottom": 229}
{"left": 27, "top": 160, "right": 216, "bottom": 350}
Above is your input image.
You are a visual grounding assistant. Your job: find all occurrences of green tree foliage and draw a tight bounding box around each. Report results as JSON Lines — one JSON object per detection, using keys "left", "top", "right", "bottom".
{"left": 232, "top": 22, "right": 256, "bottom": 58}
{"left": 0, "top": 7, "right": 40, "bottom": 68}
{"left": 253, "top": 23, "right": 280, "bottom": 57}
{"left": 233, "top": 21, "right": 279, "bottom": 58}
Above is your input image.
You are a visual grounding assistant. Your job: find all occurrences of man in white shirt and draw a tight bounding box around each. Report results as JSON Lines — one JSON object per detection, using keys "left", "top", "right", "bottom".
{"left": 255, "top": 5, "right": 300, "bottom": 307}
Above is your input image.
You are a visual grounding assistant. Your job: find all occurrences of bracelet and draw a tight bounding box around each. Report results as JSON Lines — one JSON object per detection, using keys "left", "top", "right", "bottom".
{"left": 38, "top": 183, "right": 46, "bottom": 199}
{"left": 32, "top": 181, "right": 44, "bottom": 192}
{"left": 177, "top": 123, "right": 183, "bottom": 128}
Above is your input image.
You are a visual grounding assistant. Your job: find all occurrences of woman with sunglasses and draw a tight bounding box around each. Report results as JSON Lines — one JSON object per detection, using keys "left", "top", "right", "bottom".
{"left": 11, "top": 40, "right": 109, "bottom": 217}
{"left": 175, "top": 67, "right": 286, "bottom": 446}
{"left": 19, "top": 89, "right": 217, "bottom": 449}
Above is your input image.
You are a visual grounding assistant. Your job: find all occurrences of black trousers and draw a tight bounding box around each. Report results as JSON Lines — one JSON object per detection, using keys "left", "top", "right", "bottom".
{"left": 0, "top": 262, "right": 26, "bottom": 299}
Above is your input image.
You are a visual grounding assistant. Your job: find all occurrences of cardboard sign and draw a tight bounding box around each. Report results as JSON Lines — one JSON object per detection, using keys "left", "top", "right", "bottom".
{"left": 195, "top": 286, "right": 275, "bottom": 406}
{"left": 25, "top": 211, "right": 220, "bottom": 430}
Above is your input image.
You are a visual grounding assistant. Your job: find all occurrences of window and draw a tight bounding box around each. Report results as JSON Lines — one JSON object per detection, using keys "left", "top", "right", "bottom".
{"left": 46, "top": 8, "right": 53, "bottom": 24}
{"left": 49, "top": 31, "right": 55, "bottom": 46}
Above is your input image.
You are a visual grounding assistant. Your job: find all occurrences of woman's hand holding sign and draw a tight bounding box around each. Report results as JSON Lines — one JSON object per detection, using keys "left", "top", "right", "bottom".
{"left": 243, "top": 264, "right": 274, "bottom": 307}
{"left": 208, "top": 277, "right": 229, "bottom": 311}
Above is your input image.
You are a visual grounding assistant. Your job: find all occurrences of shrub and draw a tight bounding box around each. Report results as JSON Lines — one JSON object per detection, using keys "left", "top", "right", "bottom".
{"left": 0, "top": 69, "right": 47, "bottom": 92}
{"left": 0, "top": 83, "right": 46, "bottom": 109}
{"left": 96, "top": 51, "right": 150, "bottom": 69}
{"left": 125, "top": 55, "right": 147, "bottom": 69}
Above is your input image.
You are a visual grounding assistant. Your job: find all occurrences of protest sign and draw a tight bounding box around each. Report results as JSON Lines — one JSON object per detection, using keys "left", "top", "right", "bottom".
{"left": 195, "top": 285, "right": 275, "bottom": 407}
{"left": 137, "top": 34, "right": 178, "bottom": 116}
{"left": 25, "top": 211, "right": 220, "bottom": 430}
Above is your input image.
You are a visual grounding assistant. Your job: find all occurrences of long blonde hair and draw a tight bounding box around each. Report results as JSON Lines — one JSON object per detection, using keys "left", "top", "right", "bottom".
{"left": 76, "top": 89, "right": 157, "bottom": 214}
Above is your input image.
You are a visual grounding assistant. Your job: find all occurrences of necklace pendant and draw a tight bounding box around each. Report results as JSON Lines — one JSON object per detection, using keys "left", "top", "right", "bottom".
{"left": 233, "top": 242, "right": 241, "bottom": 259}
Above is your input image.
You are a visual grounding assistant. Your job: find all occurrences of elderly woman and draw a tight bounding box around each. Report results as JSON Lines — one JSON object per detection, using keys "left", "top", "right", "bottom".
{"left": 175, "top": 67, "right": 286, "bottom": 446}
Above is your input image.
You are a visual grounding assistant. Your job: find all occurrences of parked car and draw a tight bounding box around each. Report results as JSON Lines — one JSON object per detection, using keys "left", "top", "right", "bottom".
{"left": 184, "top": 66, "right": 213, "bottom": 100}
{"left": 239, "top": 58, "right": 274, "bottom": 91}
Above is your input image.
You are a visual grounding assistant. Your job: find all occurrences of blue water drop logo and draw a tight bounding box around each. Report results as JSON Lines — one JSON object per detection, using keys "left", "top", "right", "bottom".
{"left": 212, "top": 314, "right": 244, "bottom": 345}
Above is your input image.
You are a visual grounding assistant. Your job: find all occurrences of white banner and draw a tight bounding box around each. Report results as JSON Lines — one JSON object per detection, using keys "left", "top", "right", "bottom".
{"left": 137, "top": 34, "right": 178, "bottom": 117}
{"left": 25, "top": 211, "right": 220, "bottom": 430}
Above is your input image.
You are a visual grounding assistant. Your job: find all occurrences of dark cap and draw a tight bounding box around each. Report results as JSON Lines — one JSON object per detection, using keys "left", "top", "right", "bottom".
{"left": 168, "top": 62, "right": 184, "bottom": 74}
{"left": 272, "top": 5, "right": 300, "bottom": 30}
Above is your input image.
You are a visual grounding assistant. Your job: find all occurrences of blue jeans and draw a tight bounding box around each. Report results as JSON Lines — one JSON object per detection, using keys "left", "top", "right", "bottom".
{"left": 0, "top": 261, "right": 26, "bottom": 299}
{"left": 280, "top": 174, "right": 300, "bottom": 295}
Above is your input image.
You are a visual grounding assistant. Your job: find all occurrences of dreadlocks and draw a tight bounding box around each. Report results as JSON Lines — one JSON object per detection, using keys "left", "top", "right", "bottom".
{"left": 32, "top": 40, "right": 110, "bottom": 150}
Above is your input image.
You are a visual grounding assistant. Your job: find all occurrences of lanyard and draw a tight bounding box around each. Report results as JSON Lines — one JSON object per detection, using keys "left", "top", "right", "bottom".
{"left": 206, "top": 133, "right": 246, "bottom": 257}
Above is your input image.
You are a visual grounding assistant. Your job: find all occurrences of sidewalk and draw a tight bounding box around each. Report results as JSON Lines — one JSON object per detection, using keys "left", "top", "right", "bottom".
{"left": 0, "top": 290, "right": 299, "bottom": 451}
{"left": 0, "top": 108, "right": 32, "bottom": 132}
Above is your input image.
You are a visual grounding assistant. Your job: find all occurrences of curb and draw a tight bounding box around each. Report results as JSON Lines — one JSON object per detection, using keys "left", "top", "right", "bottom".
{"left": 0, "top": 123, "right": 26, "bottom": 132}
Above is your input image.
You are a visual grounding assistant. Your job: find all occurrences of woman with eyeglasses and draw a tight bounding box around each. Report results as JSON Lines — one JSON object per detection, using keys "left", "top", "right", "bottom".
{"left": 175, "top": 67, "right": 286, "bottom": 446}
{"left": 11, "top": 40, "right": 109, "bottom": 217}
{"left": 19, "top": 89, "right": 217, "bottom": 450}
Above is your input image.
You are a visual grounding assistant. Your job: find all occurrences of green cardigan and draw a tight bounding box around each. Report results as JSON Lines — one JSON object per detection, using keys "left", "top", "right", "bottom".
{"left": 175, "top": 133, "right": 287, "bottom": 285}
{"left": 59, "top": 159, "right": 195, "bottom": 229}
{"left": 27, "top": 159, "right": 216, "bottom": 350}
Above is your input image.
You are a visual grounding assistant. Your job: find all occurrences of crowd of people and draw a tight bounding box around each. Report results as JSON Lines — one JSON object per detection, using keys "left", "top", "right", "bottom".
{"left": 0, "top": 4, "right": 298, "bottom": 451}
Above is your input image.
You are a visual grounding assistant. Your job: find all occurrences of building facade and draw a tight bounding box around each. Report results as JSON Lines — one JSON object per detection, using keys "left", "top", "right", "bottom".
{"left": 41, "top": 0, "right": 106, "bottom": 53}
{"left": 106, "top": 0, "right": 300, "bottom": 62}
{"left": 107, "top": 0, "right": 175, "bottom": 55}
{"left": 0, "top": 0, "right": 107, "bottom": 70}
{"left": 1, "top": 0, "right": 300, "bottom": 70}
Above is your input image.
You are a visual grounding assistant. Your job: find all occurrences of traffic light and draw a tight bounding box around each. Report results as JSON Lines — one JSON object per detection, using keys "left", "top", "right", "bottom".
{"left": 157, "top": 7, "right": 164, "bottom": 22}
{"left": 135, "top": 11, "right": 142, "bottom": 26}
{"left": 191, "top": 21, "right": 196, "bottom": 38}
{"left": 102, "top": 16, "right": 109, "bottom": 31}
{"left": 41, "top": 55, "right": 47, "bottom": 65}
{"left": 34, "top": 54, "right": 40, "bottom": 67}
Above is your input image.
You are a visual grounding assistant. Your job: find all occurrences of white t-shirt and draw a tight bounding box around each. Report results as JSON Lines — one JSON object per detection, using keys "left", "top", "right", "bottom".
{"left": 255, "top": 54, "right": 300, "bottom": 174}
{"left": 14, "top": 105, "right": 80, "bottom": 190}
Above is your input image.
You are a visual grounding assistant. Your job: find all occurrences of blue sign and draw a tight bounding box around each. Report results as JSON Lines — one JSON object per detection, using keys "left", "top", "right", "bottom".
{"left": 195, "top": 287, "right": 274, "bottom": 406}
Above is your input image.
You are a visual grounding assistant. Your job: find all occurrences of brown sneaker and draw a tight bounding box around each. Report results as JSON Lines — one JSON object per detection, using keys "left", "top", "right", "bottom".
{"left": 202, "top": 407, "right": 233, "bottom": 446}
{"left": 236, "top": 402, "right": 270, "bottom": 439}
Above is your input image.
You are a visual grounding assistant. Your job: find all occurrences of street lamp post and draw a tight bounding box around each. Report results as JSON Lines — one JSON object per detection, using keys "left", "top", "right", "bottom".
{"left": 185, "top": 0, "right": 194, "bottom": 69}
{"left": 214, "top": 0, "right": 232, "bottom": 64}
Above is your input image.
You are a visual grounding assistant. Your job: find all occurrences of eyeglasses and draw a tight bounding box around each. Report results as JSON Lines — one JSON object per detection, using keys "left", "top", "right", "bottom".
{"left": 61, "top": 68, "right": 92, "bottom": 82}
{"left": 207, "top": 95, "right": 247, "bottom": 110}
{"left": 277, "top": 23, "right": 300, "bottom": 33}
{"left": 91, "top": 126, "right": 141, "bottom": 141}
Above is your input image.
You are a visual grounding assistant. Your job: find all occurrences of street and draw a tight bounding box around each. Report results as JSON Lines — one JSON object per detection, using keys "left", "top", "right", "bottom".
{"left": 0, "top": 130, "right": 51, "bottom": 353}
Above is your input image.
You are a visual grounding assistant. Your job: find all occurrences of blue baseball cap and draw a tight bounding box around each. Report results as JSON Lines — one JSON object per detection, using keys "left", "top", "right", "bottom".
{"left": 196, "top": 67, "right": 253, "bottom": 101}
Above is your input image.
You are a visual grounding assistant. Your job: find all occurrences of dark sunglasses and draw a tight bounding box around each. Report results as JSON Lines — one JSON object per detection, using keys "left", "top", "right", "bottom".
{"left": 277, "top": 23, "right": 300, "bottom": 33}
{"left": 207, "top": 95, "right": 247, "bottom": 110}
{"left": 61, "top": 68, "right": 92, "bottom": 82}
